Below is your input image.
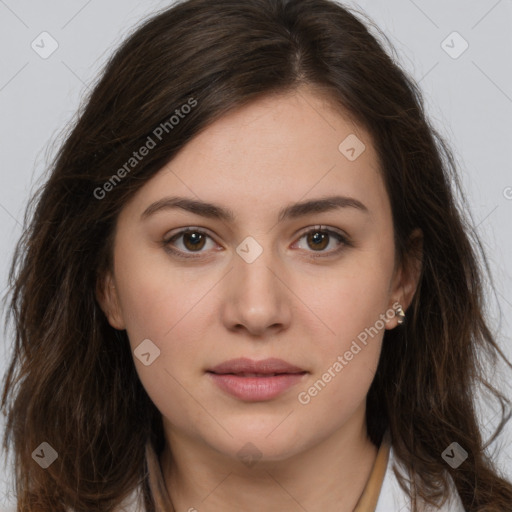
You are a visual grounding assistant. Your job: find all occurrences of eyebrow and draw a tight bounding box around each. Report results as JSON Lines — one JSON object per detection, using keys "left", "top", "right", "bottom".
{"left": 140, "top": 195, "right": 368, "bottom": 223}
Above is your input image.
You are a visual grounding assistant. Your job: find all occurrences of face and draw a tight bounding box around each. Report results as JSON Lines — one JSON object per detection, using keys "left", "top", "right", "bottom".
{"left": 98, "top": 87, "right": 419, "bottom": 465}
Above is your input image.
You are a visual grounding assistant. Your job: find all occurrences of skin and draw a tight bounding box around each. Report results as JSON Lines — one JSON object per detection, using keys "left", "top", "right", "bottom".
{"left": 98, "top": 86, "right": 422, "bottom": 512}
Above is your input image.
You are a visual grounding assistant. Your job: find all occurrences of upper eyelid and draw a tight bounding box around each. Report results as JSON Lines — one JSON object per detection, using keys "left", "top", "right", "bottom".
{"left": 164, "top": 226, "right": 216, "bottom": 243}
{"left": 296, "top": 225, "right": 346, "bottom": 237}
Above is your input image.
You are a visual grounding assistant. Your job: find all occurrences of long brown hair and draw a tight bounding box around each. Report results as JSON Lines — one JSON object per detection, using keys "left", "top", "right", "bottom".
{"left": 2, "top": 0, "right": 511, "bottom": 510}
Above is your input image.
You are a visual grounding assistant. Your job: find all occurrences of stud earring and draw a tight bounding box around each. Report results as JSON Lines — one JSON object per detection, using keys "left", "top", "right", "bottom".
{"left": 395, "top": 305, "right": 406, "bottom": 325}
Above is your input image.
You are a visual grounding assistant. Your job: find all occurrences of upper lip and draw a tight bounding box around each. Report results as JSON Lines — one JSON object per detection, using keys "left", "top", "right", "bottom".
{"left": 208, "top": 357, "right": 306, "bottom": 375}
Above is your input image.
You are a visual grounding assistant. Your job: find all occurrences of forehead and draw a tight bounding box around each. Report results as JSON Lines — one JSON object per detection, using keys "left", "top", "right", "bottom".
{"left": 122, "top": 88, "right": 390, "bottom": 225}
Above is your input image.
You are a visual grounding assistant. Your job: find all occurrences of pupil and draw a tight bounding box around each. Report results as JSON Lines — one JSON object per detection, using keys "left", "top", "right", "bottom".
{"left": 309, "top": 231, "right": 328, "bottom": 250}
{"left": 185, "top": 232, "right": 204, "bottom": 250}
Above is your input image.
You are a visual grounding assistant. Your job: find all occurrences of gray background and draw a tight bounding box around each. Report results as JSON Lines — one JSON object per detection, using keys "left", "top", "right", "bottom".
{"left": 0, "top": 0, "right": 511, "bottom": 509}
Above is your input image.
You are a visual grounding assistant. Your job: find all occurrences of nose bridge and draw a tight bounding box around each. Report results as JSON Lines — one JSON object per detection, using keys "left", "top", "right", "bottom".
{"left": 235, "top": 234, "right": 281, "bottom": 305}
{"left": 221, "top": 234, "right": 291, "bottom": 334}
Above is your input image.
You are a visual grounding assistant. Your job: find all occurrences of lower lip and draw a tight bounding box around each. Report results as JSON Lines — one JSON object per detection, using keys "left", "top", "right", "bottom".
{"left": 207, "top": 372, "right": 307, "bottom": 401}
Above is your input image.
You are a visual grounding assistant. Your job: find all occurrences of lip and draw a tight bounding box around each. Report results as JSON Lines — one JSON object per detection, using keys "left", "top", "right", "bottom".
{"left": 207, "top": 358, "right": 308, "bottom": 401}
{"left": 208, "top": 357, "right": 305, "bottom": 375}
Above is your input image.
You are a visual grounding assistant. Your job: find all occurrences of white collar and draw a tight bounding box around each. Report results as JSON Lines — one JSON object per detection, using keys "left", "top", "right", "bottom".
{"left": 375, "top": 443, "right": 466, "bottom": 511}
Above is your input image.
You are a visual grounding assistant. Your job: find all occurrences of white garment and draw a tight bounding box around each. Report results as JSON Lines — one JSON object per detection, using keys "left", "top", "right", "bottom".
{"left": 375, "top": 444, "right": 466, "bottom": 512}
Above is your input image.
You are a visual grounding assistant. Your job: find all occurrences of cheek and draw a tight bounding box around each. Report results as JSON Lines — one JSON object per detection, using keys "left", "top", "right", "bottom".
{"left": 113, "top": 238, "right": 207, "bottom": 343}
{"left": 295, "top": 281, "right": 386, "bottom": 425}
{"left": 112, "top": 251, "right": 220, "bottom": 414}
{"left": 309, "top": 258, "right": 393, "bottom": 350}
{"left": 115, "top": 270, "right": 208, "bottom": 428}
{"left": 294, "top": 254, "right": 393, "bottom": 409}
{"left": 117, "top": 274, "right": 211, "bottom": 377}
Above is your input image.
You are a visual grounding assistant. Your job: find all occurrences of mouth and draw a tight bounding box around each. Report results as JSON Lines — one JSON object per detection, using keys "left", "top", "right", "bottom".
{"left": 206, "top": 358, "right": 308, "bottom": 401}
{"left": 208, "top": 372, "right": 306, "bottom": 377}
{"left": 207, "top": 357, "right": 306, "bottom": 375}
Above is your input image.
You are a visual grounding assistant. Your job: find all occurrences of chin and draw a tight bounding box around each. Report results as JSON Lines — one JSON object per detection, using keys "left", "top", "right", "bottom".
{"left": 205, "top": 424, "right": 309, "bottom": 463}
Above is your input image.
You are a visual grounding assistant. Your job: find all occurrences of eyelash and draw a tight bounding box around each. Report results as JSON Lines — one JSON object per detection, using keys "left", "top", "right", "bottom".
{"left": 162, "top": 225, "right": 352, "bottom": 260}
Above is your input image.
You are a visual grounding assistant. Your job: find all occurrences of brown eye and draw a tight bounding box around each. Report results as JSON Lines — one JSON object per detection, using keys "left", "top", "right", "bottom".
{"left": 163, "top": 225, "right": 350, "bottom": 260}
{"left": 306, "top": 230, "right": 329, "bottom": 251}
{"left": 163, "top": 228, "right": 217, "bottom": 259}
{"left": 182, "top": 231, "right": 207, "bottom": 251}
{"left": 294, "top": 226, "right": 350, "bottom": 257}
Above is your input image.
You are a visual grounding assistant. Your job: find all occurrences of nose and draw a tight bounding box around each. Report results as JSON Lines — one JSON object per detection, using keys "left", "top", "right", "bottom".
{"left": 220, "top": 245, "right": 292, "bottom": 338}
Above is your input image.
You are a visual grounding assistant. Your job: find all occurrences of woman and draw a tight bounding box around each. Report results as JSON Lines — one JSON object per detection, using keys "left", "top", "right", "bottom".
{"left": 2, "top": 0, "right": 511, "bottom": 510}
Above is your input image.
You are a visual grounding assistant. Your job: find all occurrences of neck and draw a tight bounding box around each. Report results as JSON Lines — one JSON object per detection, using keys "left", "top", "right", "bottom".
{"left": 160, "top": 407, "right": 379, "bottom": 512}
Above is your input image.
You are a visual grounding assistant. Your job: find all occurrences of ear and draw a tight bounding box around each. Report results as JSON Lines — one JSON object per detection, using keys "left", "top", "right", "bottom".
{"left": 95, "top": 270, "right": 126, "bottom": 330}
{"left": 387, "top": 228, "right": 423, "bottom": 329}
